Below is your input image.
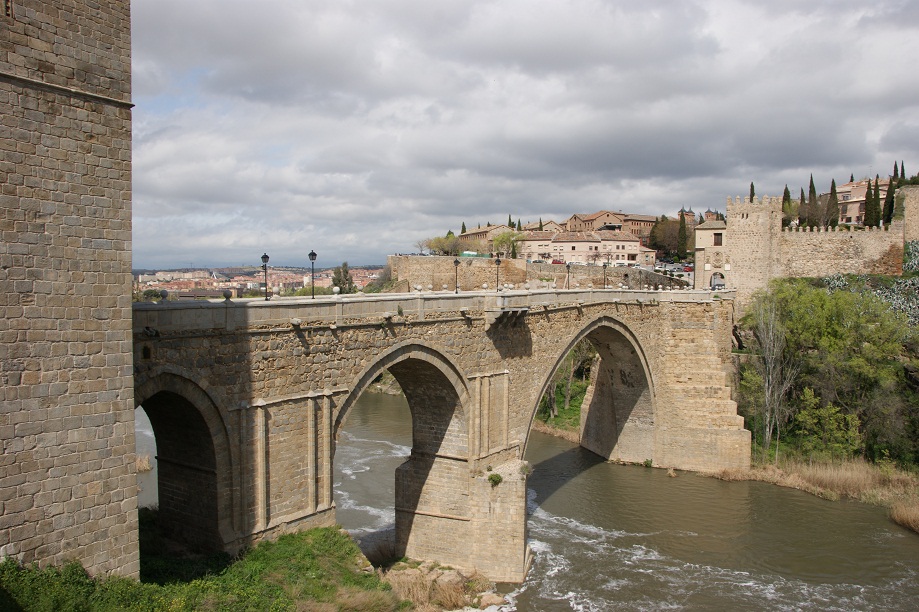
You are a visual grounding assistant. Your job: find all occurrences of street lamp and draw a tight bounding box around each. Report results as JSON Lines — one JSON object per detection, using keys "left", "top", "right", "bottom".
{"left": 566, "top": 262, "right": 571, "bottom": 289}
{"left": 494, "top": 257, "right": 501, "bottom": 291}
{"left": 308, "top": 250, "right": 317, "bottom": 299}
{"left": 602, "top": 262, "right": 608, "bottom": 289}
{"left": 454, "top": 258, "right": 460, "bottom": 294}
{"left": 261, "top": 253, "right": 270, "bottom": 301}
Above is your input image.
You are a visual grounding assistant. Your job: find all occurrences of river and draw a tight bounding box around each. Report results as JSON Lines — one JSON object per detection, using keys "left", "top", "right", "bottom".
{"left": 335, "top": 391, "right": 919, "bottom": 611}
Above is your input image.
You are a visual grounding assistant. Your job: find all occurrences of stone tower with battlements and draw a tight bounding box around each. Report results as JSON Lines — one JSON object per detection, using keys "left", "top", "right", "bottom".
{"left": 1, "top": 1, "right": 138, "bottom": 576}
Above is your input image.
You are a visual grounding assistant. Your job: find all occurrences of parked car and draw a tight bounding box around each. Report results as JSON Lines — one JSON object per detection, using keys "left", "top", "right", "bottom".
{"left": 532, "top": 259, "right": 546, "bottom": 264}
{"left": 683, "top": 265, "right": 694, "bottom": 272}
{"left": 551, "top": 259, "right": 564, "bottom": 265}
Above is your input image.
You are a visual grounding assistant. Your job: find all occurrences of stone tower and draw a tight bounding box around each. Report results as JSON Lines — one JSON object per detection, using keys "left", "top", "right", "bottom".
{"left": 724, "top": 195, "right": 783, "bottom": 304}
{"left": 1, "top": 1, "right": 138, "bottom": 576}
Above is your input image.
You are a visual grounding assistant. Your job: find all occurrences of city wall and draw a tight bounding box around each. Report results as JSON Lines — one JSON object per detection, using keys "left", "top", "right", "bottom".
{"left": 1, "top": 1, "right": 137, "bottom": 576}
{"left": 699, "top": 193, "right": 915, "bottom": 305}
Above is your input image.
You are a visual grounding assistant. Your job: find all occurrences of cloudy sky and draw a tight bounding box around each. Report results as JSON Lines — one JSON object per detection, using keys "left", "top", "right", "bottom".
{"left": 131, "top": 0, "right": 919, "bottom": 270}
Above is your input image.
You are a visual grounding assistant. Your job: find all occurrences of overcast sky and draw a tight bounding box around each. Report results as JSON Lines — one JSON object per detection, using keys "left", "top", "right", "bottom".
{"left": 131, "top": 0, "right": 919, "bottom": 269}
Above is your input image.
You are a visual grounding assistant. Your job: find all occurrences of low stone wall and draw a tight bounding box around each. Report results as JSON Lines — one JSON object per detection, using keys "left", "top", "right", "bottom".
{"left": 389, "top": 256, "right": 681, "bottom": 292}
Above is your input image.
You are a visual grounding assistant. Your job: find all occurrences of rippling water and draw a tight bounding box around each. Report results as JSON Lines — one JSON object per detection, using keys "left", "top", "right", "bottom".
{"left": 335, "top": 391, "right": 919, "bottom": 610}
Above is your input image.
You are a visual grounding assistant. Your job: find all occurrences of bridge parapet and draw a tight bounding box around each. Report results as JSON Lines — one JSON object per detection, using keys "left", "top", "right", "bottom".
{"left": 133, "top": 288, "right": 735, "bottom": 333}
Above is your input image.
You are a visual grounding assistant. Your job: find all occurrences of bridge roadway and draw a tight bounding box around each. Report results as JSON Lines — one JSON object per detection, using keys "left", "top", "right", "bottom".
{"left": 132, "top": 287, "right": 750, "bottom": 582}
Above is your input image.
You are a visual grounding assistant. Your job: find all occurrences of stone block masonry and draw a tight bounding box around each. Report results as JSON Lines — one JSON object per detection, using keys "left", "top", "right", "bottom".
{"left": 1, "top": 1, "right": 137, "bottom": 577}
{"left": 698, "top": 195, "right": 910, "bottom": 306}
{"left": 132, "top": 289, "right": 750, "bottom": 581}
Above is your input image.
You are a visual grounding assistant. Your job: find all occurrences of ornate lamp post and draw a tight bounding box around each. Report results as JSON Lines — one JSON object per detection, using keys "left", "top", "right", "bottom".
{"left": 494, "top": 257, "right": 501, "bottom": 291}
{"left": 454, "top": 258, "right": 460, "bottom": 294}
{"left": 566, "top": 262, "right": 571, "bottom": 289}
{"left": 261, "top": 252, "right": 270, "bottom": 300}
{"left": 602, "top": 262, "right": 608, "bottom": 289}
{"left": 308, "top": 250, "right": 317, "bottom": 299}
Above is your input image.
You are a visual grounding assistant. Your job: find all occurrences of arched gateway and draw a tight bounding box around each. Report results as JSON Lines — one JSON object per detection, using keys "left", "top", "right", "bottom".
{"left": 131, "top": 290, "right": 750, "bottom": 582}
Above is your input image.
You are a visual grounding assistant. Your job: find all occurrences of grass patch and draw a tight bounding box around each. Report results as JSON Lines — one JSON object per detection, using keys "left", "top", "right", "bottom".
{"left": 0, "top": 526, "right": 404, "bottom": 612}
{"left": 537, "top": 378, "right": 589, "bottom": 432}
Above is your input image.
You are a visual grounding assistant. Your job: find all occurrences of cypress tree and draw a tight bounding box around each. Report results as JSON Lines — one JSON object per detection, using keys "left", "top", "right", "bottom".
{"left": 508, "top": 214, "right": 513, "bottom": 227}
{"left": 517, "top": 219, "right": 522, "bottom": 231}
{"left": 807, "top": 174, "right": 818, "bottom": 227}
{"left": 749, "top": 182, "right": 755, "bottom": 202}
{"left": 883, "top": 178, "right": 895, "bottom": 225}
{"left": 461, "top": 222, "right": 467, "bottom": 234}
{"left": 850, "top": 173, "right": 855, "bottom": 183}
{"left": 874, "top": 176, "right": 882, "bottom": 224}
{"left": 827, "top": 179, "right": 839, "bottom": 227}
{"left": 798, "top": 188, "right": 807, "bottom": 226}
{"left": 902, "top": 161, "right": 906, "bottom": 179}
{"left": 782, "top": 184, "right": 792, "bottom": 226}
{"left": 893, "top": 162, "right": 900, "bottom": 181}
{"left": 677, "top": 211, "right": 687, "bottom": 260}
{"left": 864, "top": 178, "right": 880, "bottom": 227}
{"left": 538, "top": 218, "right": 543, "bottom": 231}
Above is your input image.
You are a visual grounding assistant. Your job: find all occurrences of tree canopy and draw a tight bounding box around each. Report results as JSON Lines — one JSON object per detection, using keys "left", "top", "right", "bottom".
{"left": 739, "top": 279, "right": 917, "bottom": 464}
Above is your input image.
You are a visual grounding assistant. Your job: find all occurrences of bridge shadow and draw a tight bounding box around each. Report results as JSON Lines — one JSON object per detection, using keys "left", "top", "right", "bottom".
{"left": 527, "top": 443, "right": 607, "bottom": 509}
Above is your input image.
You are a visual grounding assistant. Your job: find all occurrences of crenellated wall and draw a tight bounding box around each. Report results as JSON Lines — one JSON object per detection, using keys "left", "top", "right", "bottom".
{"left": 696, "top": 193, "right": 912, "bottom": 305}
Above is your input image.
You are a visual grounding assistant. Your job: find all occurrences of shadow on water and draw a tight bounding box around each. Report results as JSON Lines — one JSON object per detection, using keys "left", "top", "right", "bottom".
{"left": 528, "top": 444, "right": 607, "bottom": 509}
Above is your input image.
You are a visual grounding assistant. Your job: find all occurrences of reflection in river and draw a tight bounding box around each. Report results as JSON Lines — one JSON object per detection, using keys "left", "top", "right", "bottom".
{"left": 338, "top": 390, "right": 919, "bottom": 609}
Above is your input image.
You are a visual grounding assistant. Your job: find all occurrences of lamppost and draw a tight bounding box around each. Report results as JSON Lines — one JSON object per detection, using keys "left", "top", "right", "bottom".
{"left": 602, "top": 262, "right": 608, "bottom": 289}
{"left": 308, "top": 250, "right": 317, "bottom": 299}
{"left": 454, "top": 258, "right": 460, "bottom": 294}
{"left": 261, "top": 252, "right": 270, "bottom": 301}
{"left": 566, "top": 262, "right": 571, "bottom": 289}
{"left": 494, "top": 257, "right": 501, "bottom": 291}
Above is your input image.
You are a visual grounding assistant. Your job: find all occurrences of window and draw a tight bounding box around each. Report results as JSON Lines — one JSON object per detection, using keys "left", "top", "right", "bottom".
{"left": 714, "top": 233, "right": 722, "bottom": 246}
{"left": 3, "top": 1, "right": 12, "bottom": 17}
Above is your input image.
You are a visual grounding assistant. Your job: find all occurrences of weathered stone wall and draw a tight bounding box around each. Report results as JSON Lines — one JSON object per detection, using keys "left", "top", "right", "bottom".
{"left": 389, "top": 255, "right": 679, "bottom": 292}
{"left": 703, "top": 195, "right": 907, "bottom": 306}
{"left": 779, "top": 225, "right": 903, "bottom": 278}
{"left": 132, "top": 290, "right": 749, "bottom": 580}
{"left": 0, "top": 1, "right": 137, "bottom": 576}
{"left": 901, "top": 186, "right": 919, "bottom": 243}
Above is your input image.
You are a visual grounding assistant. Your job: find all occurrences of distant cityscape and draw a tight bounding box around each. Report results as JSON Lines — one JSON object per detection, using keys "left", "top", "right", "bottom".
{"left": 134, "top": 265, "right": 385, "bottom": 299}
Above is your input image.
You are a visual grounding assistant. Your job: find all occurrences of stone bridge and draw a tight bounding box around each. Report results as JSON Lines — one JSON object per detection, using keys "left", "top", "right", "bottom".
{"left": 133, "top": 288, "right": 750, "bottom": 582}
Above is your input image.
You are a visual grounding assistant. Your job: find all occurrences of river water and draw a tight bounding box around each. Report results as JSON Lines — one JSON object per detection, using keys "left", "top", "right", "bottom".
{"left": 335, "top": 391, "right": 919, "bottom": 611}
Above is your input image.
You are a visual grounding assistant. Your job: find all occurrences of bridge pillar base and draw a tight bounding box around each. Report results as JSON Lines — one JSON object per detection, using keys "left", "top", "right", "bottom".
{"left": 655, "top": 426, "right": 752, "bottom": 472}
{"left": 395, "top": 457, "right": 530, "bottom": 583}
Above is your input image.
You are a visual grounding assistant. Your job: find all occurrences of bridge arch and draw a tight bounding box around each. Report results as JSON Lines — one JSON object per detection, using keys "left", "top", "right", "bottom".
{"left": 335, "top": 342, "right": 472, "bottom": 563}
{"left": 134, "top": 370, "right": 238, "bottom": 551}
{"left": 526, "top": 315, "right": 657, "bottom": 464}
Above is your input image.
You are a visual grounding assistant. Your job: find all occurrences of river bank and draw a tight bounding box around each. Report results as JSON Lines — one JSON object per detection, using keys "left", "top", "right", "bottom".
{"left": 531, "top": 413, "right": 919, "bottom": 536}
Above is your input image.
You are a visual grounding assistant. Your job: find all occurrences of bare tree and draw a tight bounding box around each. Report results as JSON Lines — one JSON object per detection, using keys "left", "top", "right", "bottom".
{"left": 748, "top": 291, "right": 799, "bottom": 463}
